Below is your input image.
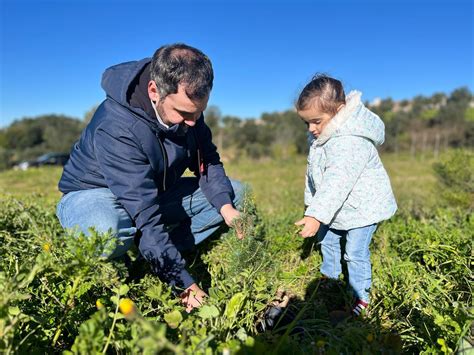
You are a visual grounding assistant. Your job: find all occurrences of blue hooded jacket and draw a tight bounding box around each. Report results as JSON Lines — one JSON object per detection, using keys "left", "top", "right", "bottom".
{"left": 59, "top": 58, "right": 234, "bottom": 289}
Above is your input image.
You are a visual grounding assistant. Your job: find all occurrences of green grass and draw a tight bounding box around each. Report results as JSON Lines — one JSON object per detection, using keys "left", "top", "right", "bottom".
{"left": 0, "top": 153, "right": 438, "bottom": 214}
{"left": 0, "top": 167, "right": 63, "bottom": 206}
{"left": 0, "top": 153, "right": 471, "bottom": 354}
{"left": 227, "top": 153, "right": 439, "bottom": 218}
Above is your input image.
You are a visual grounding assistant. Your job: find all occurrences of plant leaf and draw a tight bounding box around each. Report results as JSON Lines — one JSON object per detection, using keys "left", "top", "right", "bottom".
{"left": 224, "top": 292, "right": 246, "bottom": 319}
{"left": 164, "top": 310, "right": 183, "bottom": 329}
{"left": 198, "top": 305, "right": 220, "bottom": 319}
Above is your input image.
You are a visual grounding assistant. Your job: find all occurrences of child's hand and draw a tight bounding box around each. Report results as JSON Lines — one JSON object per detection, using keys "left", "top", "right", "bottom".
{"left": 295, "top": 216, "right": 321, "bottom": 238}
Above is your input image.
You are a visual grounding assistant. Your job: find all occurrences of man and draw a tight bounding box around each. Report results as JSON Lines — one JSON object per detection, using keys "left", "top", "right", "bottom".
{"left": 57, "top": 43, "right": 244, "bottom": 312}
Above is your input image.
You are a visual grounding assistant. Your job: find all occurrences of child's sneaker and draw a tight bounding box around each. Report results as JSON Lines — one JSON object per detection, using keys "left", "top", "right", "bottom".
{"left": 352, "top": 299, "right": 369, "bottom": 317}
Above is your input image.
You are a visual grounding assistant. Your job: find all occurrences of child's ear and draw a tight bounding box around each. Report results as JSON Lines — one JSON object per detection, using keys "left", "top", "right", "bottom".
{"left": 336, "top": 104, "right": 345, "bottom": 112}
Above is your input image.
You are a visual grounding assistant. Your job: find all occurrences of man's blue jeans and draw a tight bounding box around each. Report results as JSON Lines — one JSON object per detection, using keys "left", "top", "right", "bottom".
{"left": 317, "top": 224, "right": 377, "bottom": 303}
{"left": 56, "top": 178, "right": 245, "bottom": 259}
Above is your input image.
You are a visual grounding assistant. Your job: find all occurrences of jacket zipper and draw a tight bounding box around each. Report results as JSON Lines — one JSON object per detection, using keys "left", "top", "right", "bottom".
{"left": 192, "top": 127, "right": 205, "bottom": 175}
{"left": 157, "top": 137, "right": 167, "bottom": 191}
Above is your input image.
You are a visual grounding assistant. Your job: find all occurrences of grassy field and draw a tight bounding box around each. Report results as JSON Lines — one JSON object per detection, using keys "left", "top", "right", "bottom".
{"left": 0, "top": 153, "right": 437, "bottom": 214}
{"left": 0, "top": 153, "right": 471, "bottom": 354}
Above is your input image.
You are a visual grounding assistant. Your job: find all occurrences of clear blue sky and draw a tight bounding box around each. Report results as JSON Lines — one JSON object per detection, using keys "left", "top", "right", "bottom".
{"left": 1, "top": 0, "right": 473, "bottom": 127}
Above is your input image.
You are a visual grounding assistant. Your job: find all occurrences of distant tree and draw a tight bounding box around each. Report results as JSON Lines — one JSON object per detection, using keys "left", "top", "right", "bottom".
{"left": 420, "top": 109, "right": 438, "bottom": 122}
{"left": 232, "top": 119, "right": 273, "bottom": 158}
{"left": 0, "top": 114, "right": 84, "bottom": 168}
{"left": 6, "top": 119, "right": 43, "bottom": 149}
{"left": 204, "top": 106, "right": 221, "bottom": 132}
{"left": 0, "top": 147, "right": 12, "bottom": 170}
{"left": 442, "top": 88, "right": 471, "bottom": 119}
{"left": 261, "top": 110, "right": 308, "bottom": 156}
{"left": 399, "top": 99, "right": 410, "bottom": 108}
{"left": 382, "top": 111, "right": 410, "bottom": 153}
{"left": 379, "top": 98, "right": 394, "bottom": 113}
{"left": 411, "top": 95, "right": 429, "bottom": 116}
{"left": 43, "top": 118, "right": 83, "bottom": 152}
{"left": 221, "top": 116, "right": 242, "bottom": 149}
{"left": 236, "top": 120, "right": 260, "bottom": 143}
{"left": 431, "top": 92, "right": 446, "bottom": 106}
{"left": 448, "top": 87, "right": 471, "bottom": 105}
{"left": 204, "top": 105, "right": 223, "bottom": 149}
{"left": 1, "top": 87, "right": 471, "bottom": 168}
{"left": 222, "top": 116, "right": 241, "bottom": 128}
{"left": 0, "top": 131, "right": 6, "bottom": 148}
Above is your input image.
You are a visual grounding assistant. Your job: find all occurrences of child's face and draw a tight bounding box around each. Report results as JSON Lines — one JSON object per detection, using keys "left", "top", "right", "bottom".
{"left": 297, "top": 106, "right": 334, "bottom": 138}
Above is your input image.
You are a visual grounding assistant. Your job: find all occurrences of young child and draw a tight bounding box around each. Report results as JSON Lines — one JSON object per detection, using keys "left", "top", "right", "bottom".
{"left": 294, "top": 74, "right": 397, "bottom": 316}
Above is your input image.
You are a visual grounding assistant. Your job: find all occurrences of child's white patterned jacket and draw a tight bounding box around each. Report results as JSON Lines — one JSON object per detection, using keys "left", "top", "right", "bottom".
{"left": 304, "top": 90, "right": 397, "bottom": 229}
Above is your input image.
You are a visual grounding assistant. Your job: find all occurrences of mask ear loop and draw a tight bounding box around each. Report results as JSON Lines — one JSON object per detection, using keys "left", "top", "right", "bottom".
{"left": 151, "top": 98, "right": 160, "bottom": 119}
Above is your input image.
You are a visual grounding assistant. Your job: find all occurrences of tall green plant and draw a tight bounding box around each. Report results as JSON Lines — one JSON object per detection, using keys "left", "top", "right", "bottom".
{"left": 433, "top": 149, "right": 473, "bottom": 209}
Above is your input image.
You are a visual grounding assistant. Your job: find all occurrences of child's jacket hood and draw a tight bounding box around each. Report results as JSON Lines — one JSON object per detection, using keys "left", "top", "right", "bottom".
{"left": 315, "top": 91, "right": 385, "bottom": 147}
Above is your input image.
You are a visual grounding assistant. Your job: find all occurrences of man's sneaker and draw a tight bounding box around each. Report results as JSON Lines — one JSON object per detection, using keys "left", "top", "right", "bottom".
{"left": 352, "top": 299, "right": 369, "bottom": 317}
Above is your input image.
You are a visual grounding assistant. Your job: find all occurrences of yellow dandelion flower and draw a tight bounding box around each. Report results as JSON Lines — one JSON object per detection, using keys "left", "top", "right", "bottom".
{"left": 96, "top": 299, "right": 104, "bottom": 310}
{"left": 316, "top": 340, "right": 325, "bottom": 348}
{"left": 119, "top": 298, "right": 136, "bottom": 316}
{"left": 42, "top": 243, "right": 51, "bottom": 252}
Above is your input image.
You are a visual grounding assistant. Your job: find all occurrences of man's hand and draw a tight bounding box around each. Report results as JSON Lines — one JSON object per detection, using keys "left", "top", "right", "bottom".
{"left": 180, "top": 283, "right": 207, "bottom": 313}
{"left": 220, "top": 204, "right": 244, "bottom": 239}
{"left": 295, "top": 216, "right": 321, "bottom": 238}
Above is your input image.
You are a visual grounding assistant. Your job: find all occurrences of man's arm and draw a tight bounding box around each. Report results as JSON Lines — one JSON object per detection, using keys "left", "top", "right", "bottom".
{"left": 193, "top": 117, "right": 243, "bottom": 235}
{"left": 95, "top": 125, "right": 195, "bottom": 289}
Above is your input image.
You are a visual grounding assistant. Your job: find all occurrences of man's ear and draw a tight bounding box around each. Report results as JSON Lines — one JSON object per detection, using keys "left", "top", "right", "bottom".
{"left": 148, "top": 80, "right": 160, "bottom": 102}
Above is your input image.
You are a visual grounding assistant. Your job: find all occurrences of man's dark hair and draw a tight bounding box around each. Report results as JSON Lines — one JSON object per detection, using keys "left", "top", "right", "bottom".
{"left": 150, "top": 43, "right": 214, "bottom": 102}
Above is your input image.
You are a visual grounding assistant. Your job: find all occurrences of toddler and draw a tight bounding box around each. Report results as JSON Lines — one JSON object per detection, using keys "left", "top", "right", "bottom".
{"left": 294, "top": 74, "right": 397, "bottom": 316}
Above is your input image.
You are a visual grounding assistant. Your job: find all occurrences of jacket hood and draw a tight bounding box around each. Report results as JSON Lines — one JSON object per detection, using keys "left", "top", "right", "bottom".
{"left": 315, "top": 91, "right": 385, "bottom": 146}
{"left": 101, "top": 58, "right": 183, "bottom": 134}
{"left": 101, "top": 58, "right": 151, "bottom": 109}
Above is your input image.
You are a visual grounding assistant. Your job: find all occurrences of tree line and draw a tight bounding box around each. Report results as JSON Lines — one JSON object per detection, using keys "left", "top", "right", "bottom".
{"left": 0, "top": 87, "right": 472, "bottom": 170}
{"left": 205, "top": 86, "right": 473, "bottom": 160}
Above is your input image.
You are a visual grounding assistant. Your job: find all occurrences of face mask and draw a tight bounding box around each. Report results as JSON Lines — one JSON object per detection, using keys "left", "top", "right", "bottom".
{"left": 151, "top": 99, "right": 170, "bottom": 128}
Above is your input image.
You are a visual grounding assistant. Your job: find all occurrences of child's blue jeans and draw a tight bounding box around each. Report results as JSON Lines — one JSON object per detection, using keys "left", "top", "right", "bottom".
{"left": 56, "top": 177, "right": 244, "bottom": 259}
{"left": 317, "top": 223, "right": 377, "bottom": 303}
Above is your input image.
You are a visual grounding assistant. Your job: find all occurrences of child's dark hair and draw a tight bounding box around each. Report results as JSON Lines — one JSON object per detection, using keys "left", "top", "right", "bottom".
{"left": 296, "top": 74, "right": 346, "bottom": 115}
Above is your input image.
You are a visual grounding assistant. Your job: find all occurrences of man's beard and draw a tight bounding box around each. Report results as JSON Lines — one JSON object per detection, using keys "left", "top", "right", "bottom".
{"left": 154, "top": 101, "right": 169, "bottom": 125}
{"left": 154, "top": 101, "right": 188, "bottom": 134}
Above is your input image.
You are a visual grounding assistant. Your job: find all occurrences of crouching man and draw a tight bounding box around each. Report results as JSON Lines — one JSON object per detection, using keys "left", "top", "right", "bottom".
{"left": 57, "top": 43, "right": 244, "bottom": 312}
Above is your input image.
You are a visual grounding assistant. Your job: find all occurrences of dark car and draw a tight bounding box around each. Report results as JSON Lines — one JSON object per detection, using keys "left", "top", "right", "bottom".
{"left": 15, "top": 153, "right": 70, "bottom": 171}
